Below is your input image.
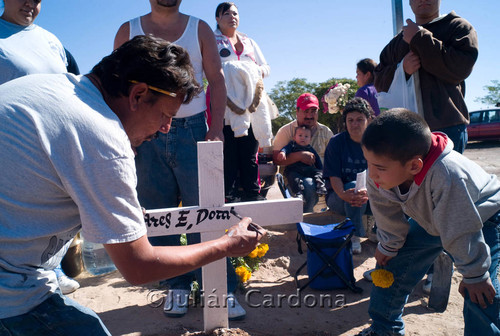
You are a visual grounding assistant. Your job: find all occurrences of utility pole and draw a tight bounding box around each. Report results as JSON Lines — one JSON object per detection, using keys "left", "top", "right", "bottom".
{"left": 392, "top": 0, "right": 404, "bottom": 35}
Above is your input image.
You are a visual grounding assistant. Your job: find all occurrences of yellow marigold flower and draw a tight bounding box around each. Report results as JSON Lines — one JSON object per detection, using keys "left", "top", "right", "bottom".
{"left": 235, "top": 266, "right": 246, "bottom": 275}
{"left": 256, "top": 243, "right": 269, "bottom": 258}
{"left": 235, "top": 266, "right": 251, "bottom": 283}
{"left": 258, "top": 243, "right": 269, "bottom": 251}
{"left": 371, "top": 269, "right": 394, "bottom": 288}
{"left": 242, "top": 270, "right": 251, "bottom": 282}
{"left": 247, "top": 248, "right": 259, "bottom": 259}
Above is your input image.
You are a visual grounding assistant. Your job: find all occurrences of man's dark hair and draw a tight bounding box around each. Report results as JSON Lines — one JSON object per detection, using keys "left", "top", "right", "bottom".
{"left": 91, "top": 35, "right": 200, "bottom": 102}
{"left": 361, "top": 109, "right": 432, "bottom": 164}
{"left": 342, "top": 97, "right": 374, "bottom": 122}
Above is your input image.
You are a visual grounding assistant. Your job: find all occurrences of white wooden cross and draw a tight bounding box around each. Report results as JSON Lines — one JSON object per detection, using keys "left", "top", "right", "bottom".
{"left": 144, "top": 141, "right": 303, "bottom": 332}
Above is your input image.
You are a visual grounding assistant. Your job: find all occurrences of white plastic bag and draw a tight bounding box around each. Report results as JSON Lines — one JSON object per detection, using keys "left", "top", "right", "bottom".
{"left": 376, "top": 62, "right": 423, "bottom": 116}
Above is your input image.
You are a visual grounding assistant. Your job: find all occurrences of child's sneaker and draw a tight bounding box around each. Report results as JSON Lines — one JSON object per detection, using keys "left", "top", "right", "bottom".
{"left": 363, "top": 269, "right": 374, "bottom": 282}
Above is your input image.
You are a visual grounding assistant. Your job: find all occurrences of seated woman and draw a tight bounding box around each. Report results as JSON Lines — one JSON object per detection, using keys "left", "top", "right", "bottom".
{"left": 323, "top": 97, "right": 373, "bottom": 254}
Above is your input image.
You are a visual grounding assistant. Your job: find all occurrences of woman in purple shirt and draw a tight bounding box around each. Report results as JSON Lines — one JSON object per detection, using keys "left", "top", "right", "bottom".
{"left": 355, "top": 58, "right": 381, "bottom": 116}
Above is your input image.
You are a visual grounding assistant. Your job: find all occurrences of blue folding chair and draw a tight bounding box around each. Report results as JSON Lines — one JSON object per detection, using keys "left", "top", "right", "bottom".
{"left": 295, "top": 219, "right": 362, "bottom": 293}
{"left": 276, "top": 173, "right": 362, "bottom": 292}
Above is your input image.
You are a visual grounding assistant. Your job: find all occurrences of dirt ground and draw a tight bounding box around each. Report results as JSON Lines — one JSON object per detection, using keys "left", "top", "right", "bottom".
{"left": 68, "top": 140, "right": 500, "bottom": 336}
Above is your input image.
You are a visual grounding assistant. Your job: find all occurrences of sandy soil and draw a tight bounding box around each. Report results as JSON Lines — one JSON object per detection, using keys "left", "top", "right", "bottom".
{"left": 68, "top": 140, "right": 500, "bottom": 336}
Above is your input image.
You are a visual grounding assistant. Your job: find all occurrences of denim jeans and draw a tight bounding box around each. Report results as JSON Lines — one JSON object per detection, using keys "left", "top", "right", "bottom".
{"left": 302, "top": 177, "right": 318, "bottom": 213}
{"left": 135, "top": 112, "right": 208, "bottom": 209}
{"left": 285, "top": 165, "right": 324, "bottom": 196}
{"left": 463, "top": 219, "right": 500, "bottom": 336}
{"left": 325, "top": 181, "right": 368, "bottom": 237}
{"left": 436, "top": 124, "right": 468, "bottom": 154}
{"left": 368, "top": 218, "right": 500, "bottom": 336}
{"left": 135, "top": 112, "right": 237, "bottom": 292}
{"left": 0, "top": 290, "right": 110, "bottom": 336}
{"left": 284, "top": 167, "right": 318, "bottom": 212}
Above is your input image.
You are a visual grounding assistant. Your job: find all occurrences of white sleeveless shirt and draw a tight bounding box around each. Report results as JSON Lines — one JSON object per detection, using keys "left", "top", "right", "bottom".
{"left": 128, "top": 16, "right": 206, "bottom": 118}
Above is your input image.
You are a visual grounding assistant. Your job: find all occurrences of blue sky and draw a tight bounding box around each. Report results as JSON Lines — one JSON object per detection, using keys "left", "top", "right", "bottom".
{"left": 20, "top": 1, "right": 500, "bottom": 110}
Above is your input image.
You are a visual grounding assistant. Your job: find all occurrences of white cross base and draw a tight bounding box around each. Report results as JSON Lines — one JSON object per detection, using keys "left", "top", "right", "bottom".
{"left": 144, "top": 141, "right": 303, "bottom": 332}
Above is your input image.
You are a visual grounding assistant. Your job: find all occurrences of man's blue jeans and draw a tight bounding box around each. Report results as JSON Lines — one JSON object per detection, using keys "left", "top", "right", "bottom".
{"left": 325, "top": 181, "right": 368, "bottom": 237}
{"left": 463, "top": 220, "right": 500, "bottom": 336}
{"left": 0, "top": 291, "right": 110, "bottom": 336}
{"left": 368, "top": 218, "right": 500, "bottom": 336}
{"left": 135, "top": 112, "right": 207, "bottom": 209}
{"left": 135, "top": 112, "right": 237, "bottom": 293}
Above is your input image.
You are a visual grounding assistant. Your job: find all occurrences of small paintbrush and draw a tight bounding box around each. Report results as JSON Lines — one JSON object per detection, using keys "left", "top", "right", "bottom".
{"left": 230, "top": 208, "right": 264, "bottom": 236}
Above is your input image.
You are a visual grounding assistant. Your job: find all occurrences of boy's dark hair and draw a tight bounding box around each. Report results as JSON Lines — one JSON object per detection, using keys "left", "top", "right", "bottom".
{"left": 342, "top": 97, "right": 374, "bottom": 122}
{"left": 91, "top": 35, "right": 200, "bottom": 102}
{"left": 361, "top": 109, "right": 432, "bottom": 164}
{"left": 294, "top": 125, "right": 312, "bottom": 136}
{"left": 215, "top": 2, "right": 237, "bottom": 29}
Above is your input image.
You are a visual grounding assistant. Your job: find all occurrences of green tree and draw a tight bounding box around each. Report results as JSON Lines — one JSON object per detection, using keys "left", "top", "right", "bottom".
{"left": 269, "top": 78, "right": 315, "bottom": 133}
{"left": 475, "top": 80, "right": 500, "bottom": 106}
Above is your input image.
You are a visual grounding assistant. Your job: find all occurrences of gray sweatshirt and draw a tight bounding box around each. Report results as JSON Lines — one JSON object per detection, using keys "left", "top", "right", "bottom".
{"left": 368, "top": 133, "right": 500, "bottom": 284}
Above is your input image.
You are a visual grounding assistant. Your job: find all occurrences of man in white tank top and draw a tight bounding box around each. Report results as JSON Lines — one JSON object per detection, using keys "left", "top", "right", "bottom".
{"left": 114, "top": 0, "right": 246, "bottom": 321}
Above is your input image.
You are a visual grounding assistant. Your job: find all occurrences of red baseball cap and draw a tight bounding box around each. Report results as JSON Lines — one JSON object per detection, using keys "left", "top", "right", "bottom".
{"left": 296, "top": 93, "right": 319, "bottom": 111}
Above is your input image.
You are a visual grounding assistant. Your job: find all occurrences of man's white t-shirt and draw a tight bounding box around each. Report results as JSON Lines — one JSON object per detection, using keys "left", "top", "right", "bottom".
{"left": 0, "top": 73, "right": 146, "bottom": 318}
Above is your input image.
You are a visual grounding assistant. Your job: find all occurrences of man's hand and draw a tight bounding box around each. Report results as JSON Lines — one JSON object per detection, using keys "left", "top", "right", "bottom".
{"left": 299, "top": 151, "right": 315, "bottom": 166}
{"left": 224, "top": 217, "right": 266, "bottom": 257}
{"left": 402, "top": 19, "right": 420, "bottom": 44}
{"left": 403, "top": 51, "right": 421, "bottom": 75}
{"left": 459, "top": 278, "right": 496, "bottom": 309}
{"left": 205, "top": 127, "right": 224, "bottom": 142}
{"left": 375, "top": 248, "right": 393, "bottom": 266}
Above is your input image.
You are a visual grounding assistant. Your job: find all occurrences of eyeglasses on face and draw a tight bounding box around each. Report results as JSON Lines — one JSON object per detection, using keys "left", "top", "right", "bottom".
{"left": 128, "top": 80, "right": 177, "bottom": 98}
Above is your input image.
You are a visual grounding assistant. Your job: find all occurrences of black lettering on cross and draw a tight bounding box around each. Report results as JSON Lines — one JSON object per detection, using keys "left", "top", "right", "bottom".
{"left": 144, "top": 213, "right": 158, "bottom": 227}
{"left": 175, "top": 210, "right": 193, "bottom": 230}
